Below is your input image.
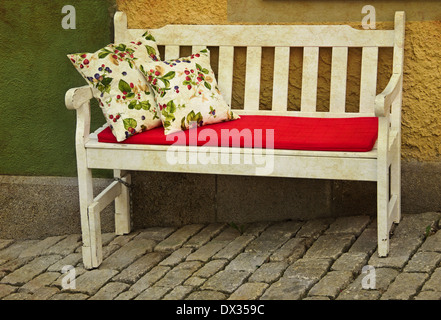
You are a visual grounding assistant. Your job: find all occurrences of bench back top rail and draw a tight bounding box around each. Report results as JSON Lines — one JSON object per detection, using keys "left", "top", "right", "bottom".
{"left": 114, "top": 12, "right": 405, "bottom": 118}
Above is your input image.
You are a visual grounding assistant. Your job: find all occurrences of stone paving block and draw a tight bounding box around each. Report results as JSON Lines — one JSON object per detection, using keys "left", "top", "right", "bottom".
{"left": 186, "top": 241, "right": 231, "bottom": 262}
{"left": 28, "top": 287, "right": 60, "bottom": 300}
{"left": 3, "top": 292, "right": 33, "bottom": 300}
{"left": 135, "top": 286, "right": 170, "bottom": 300}
{"left": 212, "top": 227, "right": 242, "bottom": 242}
{"left": 47, "top": 253, "right": 82, "bottom": 272}
{"left": 248, "top": 262, "right": 287, "bottom": 284}
{"left": 202, "top": 270, "right": 250, "bottom": 293}
{"left": 419, "top": 231, "right": 441, "bottom": 252}
{"left": 225, "top": 252, "right": 270, "bottom": 272}
{"left": 213, "top": 235, "right": 255, "bottom": 261}
{"left": 404, "top": 251, "right": 441, "bottom": 273}
{"left": 184, "top": 223, "right": 227, "bottom": 248}
{"left": 155, "top": 261, "right": 202, "bottom": 288}
{"left": 270, "top": 238, "right": 307, "bottom": 263}
{"left": 193, "top": 259, "right": 228, "bottom": 278}
{"left": 18, "top": 236, "right": 65, "bottom": 258}
{"left": 49, "top": 292, "right": 89, "bottom": 300}
{"left": 0, "top": 240, "right": 14, "bottom": 251}
{"left": 74, "top": 269, "right": 118, "bottom": 295}
{"left": 155, "top": 224, "right": 205, "bottom": 251}
{"left": 113, "top": 252, "right": 167, "bottom": 283}
{"left": 265, "top": 220, "right": 304, "bottom": 237}
{"left": 242, "top": 222, "right": 271, "bottom": 236}
{"left": 348, "top": 227, "right": 377, "bottom": 255}
{"left": 107, "top": 233, "right": 139, "bottom": 247}
{"left": 130, "top": 265, "right": 170, "bottom": 294}
{"left": 159, "top": 248, "right": 193, "bottom": 266}
{"left": 101, "top": 243, "right": 121, "bottom": 261}
{"left": 304, "top": 234, "right": 355, "bottom": 260}
{"left": 244, "top": 232, "right": 291, "bottom": 254}
{"left": 283, "top": 258, "right": 332, "bottom": 281}
{"left": 44, "top": 235, "right": 82, "bottom": 256}
{"left": 336, "top": 288, "right": 381, "bottom": 300}
{"left": 421, "top": 268, "right": 441, "bottom": 292}
{"left": 0, "top": 284, "right": 16, "bottom": 299}
{"left": 186, "top": 290, "right": 227, "bottom": 300}
{"left": 296, "top": 218, "right": 333, "bottom": 239}
{"left": 228, "top": 282, "right": 268, "bottom": 300}
{"left": 380, "top": 272, "right": 428, "bottom": 300}
{"left": 135, "top": 227, "right": 177, "bottom": 242}
{"left": 303, "top": 296, "right": 330, "bottom": 300}
{"left": 163, "top": 285, "right": 193, "bottom": 300}
{"left": 307, "top": 271, "right": 354, "bottom": 298}
{"left": 393, "top": 212, "right": 441, "bottom": 239}
{"left": 325, "top": 215, "right": 370, "bottom": 236}
{"left": 20, "top": 272, "right": 60, "bottom": 293}
{"left": 0, "top": 257, "right": 34, "bottom": 278}
{"left": 260, "top": 278, "right": 314, "bottom": 300}
{"left": 89, "top": 282, "right": 130, "bottom": 300}
{"left": 368, "top": 236, "right": 423, "bottom": 269}
{"left": 183, "top": 276, "right": 206, "bottom": 287}
{"left": 331, "top": 252, "right": 369, "bottom": 274}
{"left": 0, "top": 255, "right": 61, "bottom": 285}
{"left": 414, "top": 290, "right": 441, "bottom": 300}
{"left": 115, "top": 290, "right": 138, "bottom": 300}
{"left": 0, "top": 240, "right": 40, "bottom": 261}
{"left": 100, "top": 238, "right": 156, "bottom": 271}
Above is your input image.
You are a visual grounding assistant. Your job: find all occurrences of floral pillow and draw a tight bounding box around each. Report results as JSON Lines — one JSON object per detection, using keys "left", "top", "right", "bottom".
{"left": 138, "top": 49, "right": 239, "bottom": 135}
{"left": 68, "top": 32, "right": 162, "bottom": 142}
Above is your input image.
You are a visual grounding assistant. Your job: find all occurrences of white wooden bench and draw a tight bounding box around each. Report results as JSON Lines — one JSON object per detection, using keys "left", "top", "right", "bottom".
{"left": 65, "top": 11, "right": 405, "bottom": 269}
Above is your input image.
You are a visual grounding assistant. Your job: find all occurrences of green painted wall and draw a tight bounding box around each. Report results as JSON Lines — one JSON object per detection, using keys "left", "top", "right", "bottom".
{"left": 0, "top": 0, "right": 115, "bottom": 177}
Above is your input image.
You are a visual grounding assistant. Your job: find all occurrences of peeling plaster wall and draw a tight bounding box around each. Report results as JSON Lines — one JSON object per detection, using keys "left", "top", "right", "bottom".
{"left": 117, "top": 0, "right": 441, "bottom": 162}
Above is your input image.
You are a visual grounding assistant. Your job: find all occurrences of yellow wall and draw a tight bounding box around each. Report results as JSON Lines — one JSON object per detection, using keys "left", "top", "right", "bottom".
{"left": 117, "top": 0, "right": 441, "bottom": 162}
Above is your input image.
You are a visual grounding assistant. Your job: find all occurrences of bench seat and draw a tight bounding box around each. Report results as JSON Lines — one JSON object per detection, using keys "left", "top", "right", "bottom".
{"left": 97, "top": 115, "right": 378, "bottom": 152}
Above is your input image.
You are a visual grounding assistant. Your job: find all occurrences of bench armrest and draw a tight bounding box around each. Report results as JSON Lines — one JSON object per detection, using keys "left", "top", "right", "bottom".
{"left": 65, "top": 86, "right": 93, "bottom": 110}
{"left": 374, "top": 73, "right": 402, "bottom": 117}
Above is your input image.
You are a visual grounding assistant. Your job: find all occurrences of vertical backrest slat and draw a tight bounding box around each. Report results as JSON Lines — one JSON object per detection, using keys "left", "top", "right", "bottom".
{"left": 300, "top": 47, "right": 319, "bottom": 112}
{"left": 217, "top": 46, "right": 235, "bottom": 107}
{"left": 164, "top": 45, "right": 180, "bottom": 60}
{"left": 272, "top": 47, "right": 290, "bottom": 111}
{"left": 244, "top": 46, "right": 262, "bottom": 111}
{"left": 114, "top": 12, "right": 128, "bottom": 43}
{"left": 359, "top": 47, "right": 379, "bottom": 113}
{"left": 192, "top": 46, "right": 207, "bottom": 53}
{"left": 329, "top": 47, "right": 348, "bottom": 113}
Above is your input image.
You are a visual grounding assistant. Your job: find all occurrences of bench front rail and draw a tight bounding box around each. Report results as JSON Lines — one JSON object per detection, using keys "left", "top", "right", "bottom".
{"left": 66, "top": 11, "right": 405, "bottom": 269}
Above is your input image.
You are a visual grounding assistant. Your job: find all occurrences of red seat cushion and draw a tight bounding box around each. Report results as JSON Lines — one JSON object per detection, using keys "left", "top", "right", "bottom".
{"left": 97, "top": 115, "right": 378, "bottom": 152}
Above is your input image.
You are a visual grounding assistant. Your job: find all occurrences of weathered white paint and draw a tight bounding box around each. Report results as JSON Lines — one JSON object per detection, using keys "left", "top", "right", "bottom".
{"left": 66, "top": 11, "right": 405, "bottom": 268}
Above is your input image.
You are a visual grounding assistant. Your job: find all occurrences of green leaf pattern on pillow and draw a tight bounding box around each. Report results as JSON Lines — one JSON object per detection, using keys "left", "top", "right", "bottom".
{"left": 68, "top": 31, "right": 162, "bottom": 141}
{"left": 139, "top": 49, "right": 239, "bottom": 135}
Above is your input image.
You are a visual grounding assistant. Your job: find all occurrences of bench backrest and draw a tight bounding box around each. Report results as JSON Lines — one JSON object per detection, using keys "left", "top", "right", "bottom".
{"left": 114, "top": 12, "right": 405, "bottom": 118}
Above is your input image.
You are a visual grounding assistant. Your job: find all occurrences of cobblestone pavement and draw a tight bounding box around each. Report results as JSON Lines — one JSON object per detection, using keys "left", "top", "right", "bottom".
{"left": 0, "top": 212, "right": 440, "bottom": 301}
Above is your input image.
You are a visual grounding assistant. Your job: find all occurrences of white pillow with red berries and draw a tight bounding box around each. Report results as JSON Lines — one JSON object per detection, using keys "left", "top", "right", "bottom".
{"left": 138, "top": 49, "right": 239, "bottom": 135}
{"left": 68, "top": 31, "right": 162, "bottom": 142}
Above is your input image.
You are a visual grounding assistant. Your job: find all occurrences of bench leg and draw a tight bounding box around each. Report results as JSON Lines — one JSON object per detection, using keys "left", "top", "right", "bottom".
{"left": 377, "top": 165, "right": 390, "bottom": 257}
{"left": 77, "top": 166, "right": 98, "bottom": 269}
{"left": 390, "top": 141, "right": 401, "bottom": 224}
{"left": 114, "top": 170, "right": 131, "bottom": 235}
